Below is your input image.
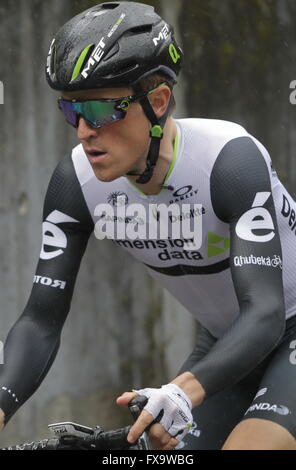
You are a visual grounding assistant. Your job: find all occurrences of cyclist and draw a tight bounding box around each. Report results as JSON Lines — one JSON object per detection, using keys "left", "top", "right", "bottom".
{"left": 1, "top": 1, "right": 296, "bottom": 450}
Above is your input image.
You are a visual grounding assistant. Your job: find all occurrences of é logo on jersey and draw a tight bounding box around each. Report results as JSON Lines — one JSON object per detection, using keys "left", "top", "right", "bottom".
{"left": 235, "top": 192, "right": 275, "bottom": 243}
{"left": 40, "top": 210, "right": 79, "bottom": 260}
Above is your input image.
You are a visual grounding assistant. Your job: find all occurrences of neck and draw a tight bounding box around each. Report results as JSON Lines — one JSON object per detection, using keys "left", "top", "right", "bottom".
{"left": 126, "top": 117, "right": 177, "bottom": 195}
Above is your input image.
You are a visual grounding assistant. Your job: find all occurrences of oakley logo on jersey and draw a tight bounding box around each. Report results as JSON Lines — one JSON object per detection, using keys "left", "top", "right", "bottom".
{"left": 169, "top": 185, "right": 198, "bottom": 204}
{"left": 235, "top": 192, "right": 275, "bottom": 242}
{"left": 40, "top": 210, "right": 79, "bottom": 260}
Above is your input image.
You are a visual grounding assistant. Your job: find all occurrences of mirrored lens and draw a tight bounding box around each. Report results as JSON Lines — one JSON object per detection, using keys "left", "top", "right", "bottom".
{"left": 58, "top": 99, "right": 126, "bottom": 128}
{"left": 58, "top": 100, "right": 79, "bottom": 127}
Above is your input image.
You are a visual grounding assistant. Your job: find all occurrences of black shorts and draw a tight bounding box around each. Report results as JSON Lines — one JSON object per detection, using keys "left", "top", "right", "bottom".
{"left": 179, "top": 315, "right": 296, "bottom": 450}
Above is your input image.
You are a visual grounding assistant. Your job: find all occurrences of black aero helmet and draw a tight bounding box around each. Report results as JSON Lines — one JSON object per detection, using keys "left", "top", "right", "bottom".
{"left": 46, "top": 1, "right": 183, "bottom": 183}
{"left": 46, "top": 1, "right": 182, "bottom": 90}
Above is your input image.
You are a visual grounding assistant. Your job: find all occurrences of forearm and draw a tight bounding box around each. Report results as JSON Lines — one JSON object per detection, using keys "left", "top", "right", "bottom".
{"left": 177, "top": 325, "right": 216, "bottom": 376}
{"left": 188, "top": 301, "right": 285, "bottom": 397}
{"left": 0, "top": 315, "right": 62, "bottom": 423}
{"left": 171, "top": 300, "right": 284, "bottom": 405}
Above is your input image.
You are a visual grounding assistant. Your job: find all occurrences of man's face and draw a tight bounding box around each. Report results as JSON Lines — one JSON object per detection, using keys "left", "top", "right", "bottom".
{"left": 61, "top": 87, "right": 151, "bottom": 181}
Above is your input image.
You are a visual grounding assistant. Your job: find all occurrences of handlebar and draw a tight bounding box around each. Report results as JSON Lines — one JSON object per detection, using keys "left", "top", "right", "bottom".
{"left": 1, "top": 395, "right": 150, "bottom": 451}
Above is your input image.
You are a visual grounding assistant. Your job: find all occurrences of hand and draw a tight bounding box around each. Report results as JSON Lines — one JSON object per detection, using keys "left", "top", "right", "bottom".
{"left": 0, "top": 408, "right": 5, "bottom": 431}
{"left": 170, "top": 372, "right": 206, "bottom": 407}
{"left": 116, "top": 391, "right": 180, "bottom": 450}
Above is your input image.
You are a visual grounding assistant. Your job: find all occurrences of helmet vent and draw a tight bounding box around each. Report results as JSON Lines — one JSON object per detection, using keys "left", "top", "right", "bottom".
{"left": 101, "top": 2, "right": 120, "bottom": 9}
{"left": 129, "top": 24, "right": 153, "bottom": 35}
{"left": 103, "top": 43, "right": 119, "bottom": 61}
{"left": 108, "top": 63, "right": 139, "bottom": 78}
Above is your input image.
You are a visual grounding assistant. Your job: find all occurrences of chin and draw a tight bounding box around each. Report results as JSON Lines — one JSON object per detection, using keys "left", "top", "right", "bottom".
{"left": 92, "top": 167, "right": 122, "bottom": 182}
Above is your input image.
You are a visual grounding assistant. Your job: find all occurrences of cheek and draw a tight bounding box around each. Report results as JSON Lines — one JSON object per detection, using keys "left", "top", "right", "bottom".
{"left": 108, "top": 112, "right": 150, "bottom": 155}
{"left": 122, "top": 110, "right": 150, "bottom": 146}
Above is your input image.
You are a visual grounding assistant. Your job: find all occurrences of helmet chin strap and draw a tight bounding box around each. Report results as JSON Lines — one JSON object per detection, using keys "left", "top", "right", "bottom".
{"left": 126, "top": 89, "right": 172, "bottom": 185}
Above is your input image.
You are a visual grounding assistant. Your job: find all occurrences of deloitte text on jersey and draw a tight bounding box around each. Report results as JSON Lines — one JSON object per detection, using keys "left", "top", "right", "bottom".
{"left": 93, "top": 203, "right": 203, "bottom": 250}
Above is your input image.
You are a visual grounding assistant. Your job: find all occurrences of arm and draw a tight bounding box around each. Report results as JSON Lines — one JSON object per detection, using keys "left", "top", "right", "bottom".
{"left": 0, "top": 154, "right": 94, "bottom": 424}
{"left": 118, "top": 136, "right": 286, "bottom": 447}
{"left": 177, "top": 325, "right": 217, "bottom": 374}
{"left": 170, "top": 326, "right": 217, "bottom": 407}
{"left": 175, "top": 136, "right": 285, "bottom": 402}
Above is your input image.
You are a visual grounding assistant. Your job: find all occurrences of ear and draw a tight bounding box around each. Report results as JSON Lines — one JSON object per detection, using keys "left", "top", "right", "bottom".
{"left": 148, "top": 85, "right": 172, "bottom": 118}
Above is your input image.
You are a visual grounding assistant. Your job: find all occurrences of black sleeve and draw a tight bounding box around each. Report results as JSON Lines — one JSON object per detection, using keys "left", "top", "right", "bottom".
{"left": 177, "top": 325, "right": 217, "bottom": 374}
{"left": 186, "top": 136, "right": 286, "bottom": 398}
{"left": 0, "top": 154, "right": 94, "bottom": 423}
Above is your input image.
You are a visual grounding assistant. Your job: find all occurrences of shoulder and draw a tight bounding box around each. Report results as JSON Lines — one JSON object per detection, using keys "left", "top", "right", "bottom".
{"left": 44, "top": 146, "right": 94, "bottom": 231}
{"left": 50, "top": 144, "right": 91, "bottom": 186}
{"left": 176, "top": 117, "right": 272, "bottom": 179}
{"left": 176, "top": 118, "right": 250, "bottom": 172}
{"left": 209, "top": 134, "right": 273, "bottom": 223}
{"left": 176, "top": 118, "right": 248, "bottom": 146}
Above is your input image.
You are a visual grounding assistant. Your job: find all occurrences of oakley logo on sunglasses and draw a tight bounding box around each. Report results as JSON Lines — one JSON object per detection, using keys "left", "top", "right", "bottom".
{"left": 81, "top": 37, "right": 106, "bottom": 79}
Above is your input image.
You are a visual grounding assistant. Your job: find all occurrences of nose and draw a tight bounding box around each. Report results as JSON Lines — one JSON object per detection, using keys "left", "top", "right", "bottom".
{"left": 77, "top": 116, "right": 98, "bottom": 140}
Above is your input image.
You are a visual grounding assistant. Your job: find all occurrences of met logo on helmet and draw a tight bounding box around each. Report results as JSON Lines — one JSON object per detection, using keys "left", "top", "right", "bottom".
{"left": 40, "top": 210, "right": 79, "bottom": 260}
{"left": 80, "top": 13, "right": 126, "bottom": 80}
{"left": 81, "top": 37, "right": 106, "bottom": 79}
{"left": 153, "top": 23, "right": 169, "bottom": 46}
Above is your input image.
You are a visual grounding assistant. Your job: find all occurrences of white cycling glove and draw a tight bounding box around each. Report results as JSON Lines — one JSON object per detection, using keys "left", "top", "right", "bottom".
{"left": 132, "top": 383, "right": 193, "bottom": 442}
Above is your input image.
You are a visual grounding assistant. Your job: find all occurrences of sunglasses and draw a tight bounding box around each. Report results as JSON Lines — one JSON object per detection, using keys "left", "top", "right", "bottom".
{"left": 58, "top": 84, "right": 167, "bottom": 129}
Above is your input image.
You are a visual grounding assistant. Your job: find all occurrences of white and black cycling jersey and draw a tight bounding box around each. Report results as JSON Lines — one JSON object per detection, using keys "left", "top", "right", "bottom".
{"left": 1, "top": 117, "right": 295, "bottom": 422}
{"left": 71, "top": 118, "right": 296, "bottom": 338}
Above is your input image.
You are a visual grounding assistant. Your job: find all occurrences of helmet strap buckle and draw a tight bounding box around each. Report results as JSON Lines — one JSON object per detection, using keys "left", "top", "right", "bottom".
{"left": 150, "top": 125, "right": 164, "bottom": 139}
{"left": 129, "top": 92, "right": 169, "bottom": 184}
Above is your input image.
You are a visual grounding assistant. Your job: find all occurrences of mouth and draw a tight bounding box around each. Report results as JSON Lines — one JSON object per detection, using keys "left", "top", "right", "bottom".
{"left": 85, "top": 148, "right": 108, "bottom": 164}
